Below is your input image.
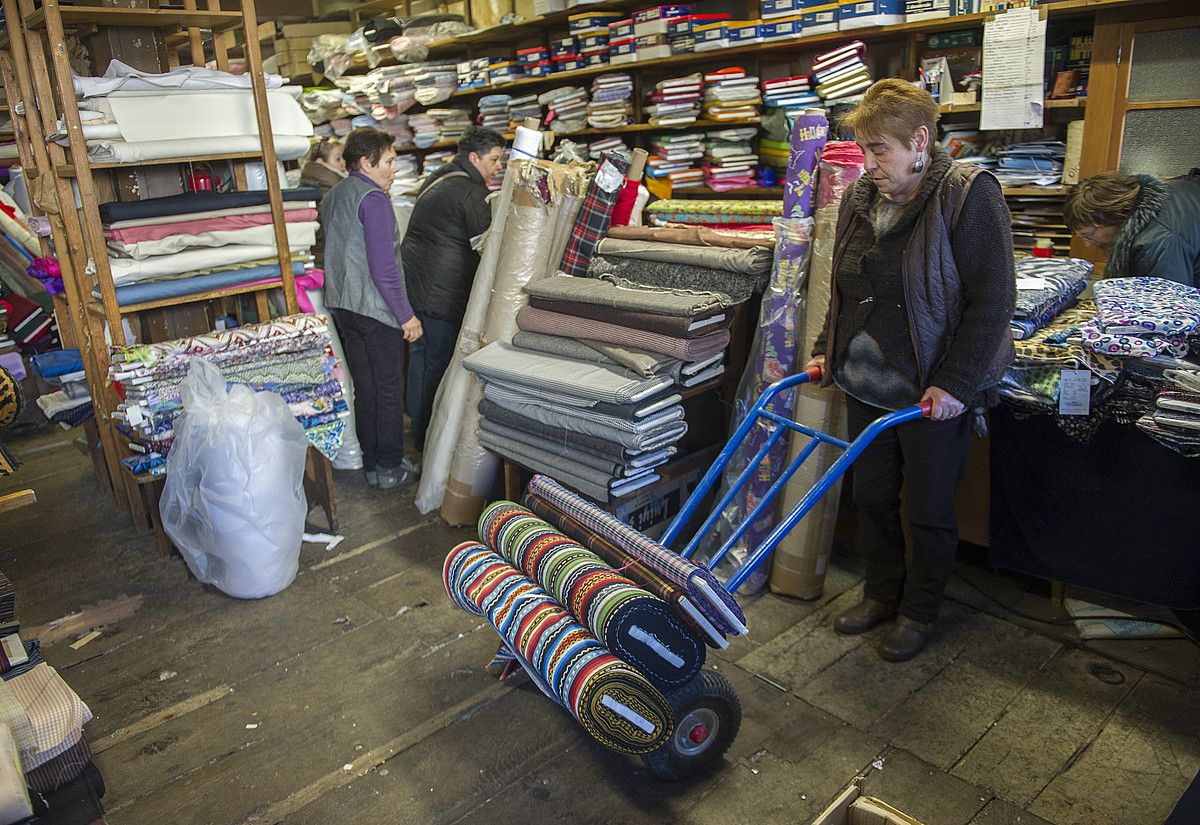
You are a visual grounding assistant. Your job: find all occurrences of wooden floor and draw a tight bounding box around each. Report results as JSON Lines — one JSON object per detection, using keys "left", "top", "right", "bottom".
{"left": 1, "top": 424, "right": 1198, "bottom": 825}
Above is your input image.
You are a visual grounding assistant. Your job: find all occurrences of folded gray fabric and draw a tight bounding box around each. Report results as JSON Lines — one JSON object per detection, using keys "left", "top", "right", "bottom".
{"left": 481, "top": 388, "right": 688, "bottom": 452}
{"left": 588, "top": 255, "right": 763, "bottom": 303}
{"left": 512, "top": 330, "right": 669, "bottom": 378}
{"left": 517, "top": 306, "right": 730, "bottom": 363}
{"left": 481, "top": 374, "right": 681, "bottom": 419}
{"left": 464, "top": 341, "right": 672, "bottom": 405}
{"left": 526, "top": 273, "right": 733, "bottom": 316}
{"left": 481, "top": 398, "right": 641, "bottom": 458}
{"left": 595, "top": 238, "right": 772, "bottom": 275}
{"left": 483, "top": 381, "right": 683, "bottom": 434}
{"left": 577, "top": 339, "right": 678, "bottom": 378}
{"left": 479, "top": 418, "right": 675, "bottom": 477}
{"left": 479, "top": 432, "right": 660, "bottom": 501}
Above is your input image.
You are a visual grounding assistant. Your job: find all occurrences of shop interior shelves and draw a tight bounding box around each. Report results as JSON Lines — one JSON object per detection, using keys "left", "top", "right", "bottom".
{"left": 940, "top": 97, "right": 1088, "bottom": 114}
{"left": 24, "top": 5, "right": 244, "bottom": 33}
{"left": 55, "top": 150, "right": 266, "bottom": 177}
{"left": 1002, "top": 186, "right": 1071, "bottom": 197}
{"left": 394, "top": 119, "right": 762, "bottom": 153}
{"left": 85, "top": 279, "right": 284, "bottom": 317}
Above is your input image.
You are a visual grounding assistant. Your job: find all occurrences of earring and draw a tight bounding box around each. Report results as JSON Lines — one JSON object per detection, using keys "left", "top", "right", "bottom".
{"left": 913, "top": 158, "right": 925, "bottom": 173}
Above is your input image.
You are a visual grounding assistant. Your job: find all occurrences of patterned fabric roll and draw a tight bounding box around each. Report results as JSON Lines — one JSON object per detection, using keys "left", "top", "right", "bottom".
{"left": 442, "top": 541, "right": 672, "bottom": 754}
{"left": 527, "top": 475, "right": 747, "bottom": 639}
{"left": 478, "top": 502, "right": 705, "bottom": 687}
{"left": 558, "top": 153, "right": 630, "bottom": 278}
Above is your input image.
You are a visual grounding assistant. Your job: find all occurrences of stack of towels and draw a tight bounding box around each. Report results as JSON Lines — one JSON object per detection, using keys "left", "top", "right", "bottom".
{"left": 98, "top": 188, "right": 319, "bottom": 307}
{"left": 462, "top": 274, "right": 738, "bottom": 502}
{"left": 702, "top": 67, "right": 761, "bottom": 123}
{"left": 647, "top": 133, "right": 705, "bottom": 190}
{"left": 540, "top": 86, "right": 590, "bottom": 133}
{"left": 587, "top": 73, "right": 635, "bottom": 129}
{"left": 812, "top": 41, "right": 872, "bottom": 104}
{"left": 703, "top": 127, "right": 759, "bottom": 192}
{"left": 107, "top": 313, "right": 348, "bottom": 465}
{"left": 507, "top": 93, "right": 542, "bottom": 126}
{"left": 645, "top": 74, "right": 703, "bottom": 127}
{"left": 477, "top": 94, "right": 512, "bottom": 132}
{"left": 410, "top": 107, "right": 471, "bottom": 147}
{"left": 412, "top": 68, "right": 458, "bottom": 105}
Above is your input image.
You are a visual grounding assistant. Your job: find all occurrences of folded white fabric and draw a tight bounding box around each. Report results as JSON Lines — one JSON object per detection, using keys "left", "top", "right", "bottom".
{"left": 0, "top": 726, "right": 32, "bottom": 824}
{"left": 104, "top": 200, "right": 316, "bottom": 230}
{"left": 36, "top": 391, "right": 91, "bottom": 419}
{"left": 87, "top": 134, "right": 312, "bottom": 164}
{"left": 464, "top": 341, "right": 673, "bottom": 404}
{"left": 108, "top": 221, "right": 319, "bottom": 260}
{"left": 107, "top": 243, "right": 309, "bottom": 285}
{"left": 74, "top": 59, "right": 285, "bottom": 98}
{"left": 103, "top": 89, "right": 313, "bottom": 141}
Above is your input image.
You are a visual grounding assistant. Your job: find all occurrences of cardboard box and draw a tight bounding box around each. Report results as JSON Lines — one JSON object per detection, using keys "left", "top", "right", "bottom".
{"left": 569, "top": 11, "right": 625, "bottom": 33}
{"left": 812, "top": 782, "right": 924, "bottom": 825}
{"left": 634, "top": 4, "right": 693, "bottom": 36}
{"left": 762, "top": 14, "right": 804, "bottom": 39}
{"left": 612, "top": 447, "right": 716, "bottom": 539}
{"left": 669, "top": 34, "right": 696, "bottom": 53}
{"left": 609, "top": 36, "right": 637, "bottom": 57}
{"left": 535, "top": 0, "right": 567, "bottom": 13}
{"left": 761, "top": 0, "right": 799, "bottom": 19}
{"left": 904, "top": 0, "right": 949, "bottom": 20}
{"left": 730, "top": 20, "right": 765, "bottom": 42}
{"left": 838, "top": 0, "right": 905, "bottom": 29}
{"left": 801, "top": 0, "right": 839, "bottom": 34}
{"left": 950, "top": 0, "right": 980, "bottom": 12}
{"left": 608, "top": 18, "right": 635, "bottom": 38}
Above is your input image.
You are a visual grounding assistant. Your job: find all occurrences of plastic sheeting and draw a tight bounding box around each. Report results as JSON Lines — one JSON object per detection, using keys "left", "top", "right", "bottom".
{"left": 701, "top": 113, "right": 827, "bottom": 594}
{"left": 769, "top": 141, "right": 865, "bottom": 599}
{"left": 415, "top": 157, "right": 588, "bottom": 518}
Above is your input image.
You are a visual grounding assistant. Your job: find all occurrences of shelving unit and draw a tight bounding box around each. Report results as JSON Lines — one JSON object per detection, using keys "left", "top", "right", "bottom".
{"left": 1, "top": 0, "right": 303, "bottom": 525}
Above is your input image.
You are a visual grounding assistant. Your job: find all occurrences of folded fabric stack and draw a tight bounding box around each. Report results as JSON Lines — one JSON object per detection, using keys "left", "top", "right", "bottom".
{"left": 97, "top": 188, "right": 319, "bottom": 306}
{"left": 409, "top": 113, "right": 441, "bottom": 147}
{"left": 107, "top": 313, "right": 347, "bottom": 465}
{"left": 66, "top": 60, "right": 312, "bottom": 164}
{"left": 703, "top": 127, "right": 759, "bottom": 192}
{"left": 811, "top": 41, "right": 872, "bottom": 104}
{"left": 0, "top": 294, "right": 58, "bottom": 355}
{"left": 1139, "top": 387, "right": 1200, "bottom": 457}
{"left": 540, "top": 86, "right": 589, "bottom": 133}
{"left": 392, "top": 153, "right": 422, "bottom": 195}
{"left": 477, "top": 94, "right": 512, "bottom": 132}
{"left": 421, "top": 150, "right": 454, "bottom": 180}
{"left": 761, "top": 75, "right": 821, "bottom": 113}
{"left": 702, "top": 67, "right": 761, "bottom": 123}
{"left": 588, "top": 136, "right": 629, "bottom": 161}
{"left": 587, "top": 73, "right": 634, "bottom": 129}
{"left": 0, "top": 570, "right": 97, "bottom": 800}
{"left": 1011, "top": 257, "right": 1093, "bottom": 339}
{"left": 646, "top": 133, "right": 705, "bottom": 190}
{"left": 994, "top": 141, "right": 1066, "bottom": 188}
{"left": 29, "top": 348, "right": 90, "bottom": 429}
{"left": 430, "top": 107, "right": 471, "bottom": 142}
{"left": 644, "top": 198, "right": 783, "bottom": 227}
{"left": 1083, "top": 277, "right": 1200, "bottom": 360}
{"left": 412, "top": 68, "right": 457, "bottom": 105}
{"left": 645, "top": 73, "right": 702, "bottom": 128}
{"left": 375, "top": 113, "right": 413, "bottom": 144}
{"left": 507, "top": 93, "right": 542, "bottom": 126}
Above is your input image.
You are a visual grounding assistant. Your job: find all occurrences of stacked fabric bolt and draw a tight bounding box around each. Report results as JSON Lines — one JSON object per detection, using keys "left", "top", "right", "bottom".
{"left": 1082, "top": 278, "right": 1200, "bottom": 361}
{"left": 702, "top": 67, "right": 761, "bottom": 123}
{"left": 432, "top": 107, "right": 471, "bottom": 142}
{"left": 0, "top": 293, "right": 58, "bottom": 355}
{"left": 643, "top": 198, "right": 783, "bottom": 227}
{"left": 408, "top": 113, "right": 440, "bottom": 147}
{"left": 1139, "top": 382, "right": 1200, "bottom": 458}
{"left": 646, "top": 133, "right": 705, "bottom": 190}
{"left": 587, "top": 73, "right": 634, "bottom": 129}
{"left": 412, "top": 67, "right": 457, "bottom": 105}
{"left": 107, "top": 314, "right": 348, "bottom": 468}
{"left": 761, "top": 75, "right": 821, "bottom": 113}
{"left": 507, "top": 94, "right": 542, "bottom": 126}
{"left": 645, "top": 73, "right": 702, "bottom": 128}
{"left": 1011, "top": 257, "right": 1093, "bottom": 339}
{"left": 811, "top": 41, "right": 872, "bottom": 104}
{"left": 61, "top": 60, "right": 312, "bottom": 164}
{"left": 97, "top": 188, "right": 320, "bottom": 307}
{"left": 477, "top": 94, "right": 512, "bottom": 131}
{"left": 540, "top": 86, "right": 589, "bottom": 134}
{"left": 588, "top": 136, "right": 629, "bottom": 161}
{"left": 391, "top": 153, "right": 422, "bottom": 196}
{"left": 703, "top": 127, "right": 759, "bottom": 191}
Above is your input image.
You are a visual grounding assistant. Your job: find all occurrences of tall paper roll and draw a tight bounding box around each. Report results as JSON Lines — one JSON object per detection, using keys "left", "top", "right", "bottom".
{"left": 512, "top": 125, "right": 541, "bottom": 159}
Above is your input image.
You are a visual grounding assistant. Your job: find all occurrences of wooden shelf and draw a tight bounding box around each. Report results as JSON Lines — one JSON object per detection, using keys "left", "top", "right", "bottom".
{"left": 1002, "top": 186, "right": 1071, "bottom": 197}
{"left": 940, "top": 97, "right": 1088, "bottom": 114}
{"left": 25, "top": 6, "right": 243, "bottom": 33}
{"left": 394, "top": 118, "right": 762, "bottom": 153}
{"left": 87, "top": 279, "right": 283, "bottom": 316}
{"left": 672, "top": 186, "right": 784, "bottom": 197}
{"left": 56, "top": 151, "right": 266, "bottom": 177}
{"left": 679, "top": 376, "right": 726, "bottom": 401}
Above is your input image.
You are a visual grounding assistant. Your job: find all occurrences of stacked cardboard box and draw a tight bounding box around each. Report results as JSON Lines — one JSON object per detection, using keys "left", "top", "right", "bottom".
{"left": 274, "top": 21, "right": 354, "bottom": 78}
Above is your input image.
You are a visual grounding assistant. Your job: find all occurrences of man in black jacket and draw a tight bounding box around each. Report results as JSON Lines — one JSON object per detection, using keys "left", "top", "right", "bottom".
{"left": 402, "top": 125, "right": 505, "bottom": 449}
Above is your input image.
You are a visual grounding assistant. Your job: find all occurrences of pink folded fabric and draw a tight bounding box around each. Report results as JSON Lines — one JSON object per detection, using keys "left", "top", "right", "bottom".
{"left": 516, "top": 305, "right": 730, "bottom": 362}
{"left": 105, "top": 207, "right": 319, "bottom": 243}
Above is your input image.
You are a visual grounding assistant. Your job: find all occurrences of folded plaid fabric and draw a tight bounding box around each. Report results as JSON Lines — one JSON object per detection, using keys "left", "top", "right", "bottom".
{"left": 8, "top": 664, "right": 91, "bottom": 770}
{"left": 558, "top": 153, "right": 630, "bottom": 278}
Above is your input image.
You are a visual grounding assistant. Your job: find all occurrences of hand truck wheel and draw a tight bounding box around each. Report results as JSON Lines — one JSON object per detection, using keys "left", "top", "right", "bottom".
{"left": 641, "top": 669, "right": 741, "bottom": 780}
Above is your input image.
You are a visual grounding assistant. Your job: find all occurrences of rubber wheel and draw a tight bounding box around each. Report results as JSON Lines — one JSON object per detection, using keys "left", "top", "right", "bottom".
{"left": 641, "top": 669, "right": 741, "bottom": 781}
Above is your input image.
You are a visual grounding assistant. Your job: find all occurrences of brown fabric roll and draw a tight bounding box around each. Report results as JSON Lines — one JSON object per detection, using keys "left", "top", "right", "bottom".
{"left": 606, "top": 223, "right": 775, "bottom": 250}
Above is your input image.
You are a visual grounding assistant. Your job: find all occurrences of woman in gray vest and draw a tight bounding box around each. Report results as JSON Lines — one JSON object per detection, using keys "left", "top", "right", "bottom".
{"left": 322, "top": 128, "right": 424, "bottom": 490}
{"left": 806, "top": 79, "right": 1016, "bottom": 661}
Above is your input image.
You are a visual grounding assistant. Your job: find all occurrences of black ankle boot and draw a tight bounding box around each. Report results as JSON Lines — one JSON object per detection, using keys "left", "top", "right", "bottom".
{"left": 833, "top": 598, "right": 897, "bottom": 635}
{"left": 877, "top": 617, "right": 936, "bottom": 662}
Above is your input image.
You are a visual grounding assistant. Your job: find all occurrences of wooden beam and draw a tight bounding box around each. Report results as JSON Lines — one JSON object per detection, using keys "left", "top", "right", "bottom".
{"left": 0, "top": 490, "right": 37, "bottom": 513}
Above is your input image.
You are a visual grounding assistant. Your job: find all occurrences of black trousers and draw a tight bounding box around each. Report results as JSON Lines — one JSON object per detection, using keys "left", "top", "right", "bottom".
{"left": 332, "top": 308, "right": 406, "bottom": 470}
{"left": 405, "top": 312, "right": 461, "bottom": 447}
{"left": 846, "top": 394, "right": 973, "bottom": 624}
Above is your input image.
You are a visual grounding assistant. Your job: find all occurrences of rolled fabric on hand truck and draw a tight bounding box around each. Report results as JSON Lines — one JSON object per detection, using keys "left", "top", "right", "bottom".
{"left": 527, "top": 475, "right": 748, "bottom": 638}
{"left": 442, "top": 541, "right": 673, "bottom": 754}
{"left": 479, "top": 502, "right": 706, "bottom": 688}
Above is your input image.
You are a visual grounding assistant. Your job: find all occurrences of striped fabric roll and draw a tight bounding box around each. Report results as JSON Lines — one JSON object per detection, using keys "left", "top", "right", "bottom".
{"left": 527, "top": 475, "right": 748, "bottom": 639}
{"left": 443, "top": 542, "right": 673, "bottom": 754}
{"left": 479, "top": 502, "right": 705, "bottom": 687}
{"left": 524, "top": 493, "right": 727, "bottom": 650}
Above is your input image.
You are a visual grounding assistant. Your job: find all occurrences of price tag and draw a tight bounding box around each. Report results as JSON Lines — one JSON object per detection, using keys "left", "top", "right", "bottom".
{"left": 1058, "top": 369, "right": 1091, "bottom": 416}
{"left": 1016, "top": 277, "right": 1047, "bottom": 290}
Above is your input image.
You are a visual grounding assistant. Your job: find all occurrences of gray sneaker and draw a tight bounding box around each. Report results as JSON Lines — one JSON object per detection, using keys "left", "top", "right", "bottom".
{"left": 375, "top": 458, "right": 420, "bottom": 490}
{"left": 365, "top": 470, "right": 378, "bottom": 487}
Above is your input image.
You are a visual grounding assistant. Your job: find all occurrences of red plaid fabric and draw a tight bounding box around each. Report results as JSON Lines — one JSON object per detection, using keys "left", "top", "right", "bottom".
{"left": 557, "top": 153, "right": 630, "bottom": 278}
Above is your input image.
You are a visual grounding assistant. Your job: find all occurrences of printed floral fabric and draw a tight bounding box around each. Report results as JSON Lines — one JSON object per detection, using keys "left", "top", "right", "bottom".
{"left": 1080, "top": 316, "right": 1190, "bottom": 358}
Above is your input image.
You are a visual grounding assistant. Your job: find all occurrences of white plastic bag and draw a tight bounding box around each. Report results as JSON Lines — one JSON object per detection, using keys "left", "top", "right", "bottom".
{"left": 160, "top": 358, "right": 309, "bottom": 599}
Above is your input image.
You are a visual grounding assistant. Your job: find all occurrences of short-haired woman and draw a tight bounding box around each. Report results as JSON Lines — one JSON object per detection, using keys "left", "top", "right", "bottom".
{"left": 1065, "top": 169, "right": 1200, "bottom": 286}
{"left": 806, "top": 78, "right": 1016, "bottom": 661}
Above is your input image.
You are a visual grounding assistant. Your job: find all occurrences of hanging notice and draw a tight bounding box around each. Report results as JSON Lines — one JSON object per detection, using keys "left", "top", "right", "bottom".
{"left": 980, "top": 6, "right": 1047, "bottom": 131}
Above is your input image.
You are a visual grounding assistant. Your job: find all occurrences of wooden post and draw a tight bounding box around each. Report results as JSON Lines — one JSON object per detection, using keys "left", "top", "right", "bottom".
{"left": 182, "top": 0, "right": 206, "bottom": 68}
{"left": 237, "top": 0, "right": 299, "bottom": 316}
